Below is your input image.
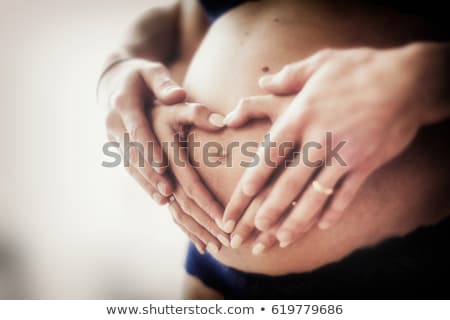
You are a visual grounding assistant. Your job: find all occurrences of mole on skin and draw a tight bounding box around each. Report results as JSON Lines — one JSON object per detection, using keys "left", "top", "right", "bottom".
{"left": 262, "top": 66, "right": 270, "bottom": 72}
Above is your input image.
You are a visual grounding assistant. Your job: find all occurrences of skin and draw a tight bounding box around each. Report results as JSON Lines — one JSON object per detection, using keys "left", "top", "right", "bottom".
{"left": 98, "top": 1, "right": 227, "bottom": 250}
{"left": 223, "top": 43, "right": 450, "bottom": 249}
{"left": 102, "top": 0, "right": 450, "bottom": 297}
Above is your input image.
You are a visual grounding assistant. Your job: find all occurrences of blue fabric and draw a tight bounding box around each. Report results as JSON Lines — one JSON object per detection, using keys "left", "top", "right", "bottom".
{"left": 185, "top": 216, "right": 450, "bottom": 299}
{"left": 199, "top": 0, "right": 249, "bottom": 23}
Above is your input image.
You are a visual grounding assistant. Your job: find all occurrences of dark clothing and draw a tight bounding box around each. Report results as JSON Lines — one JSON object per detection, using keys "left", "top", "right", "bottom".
{"left": 186, "top": 216, "right": 450, "bottom": 299}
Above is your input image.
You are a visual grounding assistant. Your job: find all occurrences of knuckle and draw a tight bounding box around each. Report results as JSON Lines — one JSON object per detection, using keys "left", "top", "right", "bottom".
{"left": 111, "top": 92, "right": 130, "bottom": 112}
{"left": 184, "top": 180, "right": 201, "bottom": 199}
{"left": 280, "top": 64, "right": 294, "bottom": 78}
{"left": 128, "top": 146, "right": 140, "bottom": 165}
{"left": 105, "top": 111, "right": 119, "bottom": 131}
{"left": 309, "top": 194, "right": 326, "bottom": 209}
{"left": 282, "top": 178, "right": 300, "bottom": 193}
{"left": 143, "top": 62, "right": 165, "bottom": 75}
{"left": 318, "top": 48, "right": 334, "bottom": 60}
{"left": 190, "top": 103, "right": 206, "bottom": 118}
{"left": 177, "top": 198, "right": 192, "bottom": 214}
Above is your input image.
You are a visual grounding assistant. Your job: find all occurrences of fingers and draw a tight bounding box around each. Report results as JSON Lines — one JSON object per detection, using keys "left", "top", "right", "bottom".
{"left": 253, "top": 153, "right": 318, "bottom": 231}
{"left": 276, "top": 166, "right": 347, "bottom": 247}
{"left": 174, "top": 187, "right": 230, "bottom": 248}
{"left": 251, "top": 225, "right": 280, "bottom": 255}
{"left": 258, "top": 49, "right": 334, "bottom": 94}
{"left": 168, "top": 198, "right": 222, "bottom": 255}
{"left": 168, "top": 202, "right": 205, "bottom": 254}
{"left": 105, "top": 112, "right": 169, "bottom": 203}
{"left": 109, "top": 111, "right": 173, "bottom": 197}
{"left": 126, "top": 166, "right": 168, "bottom": 205}
{"left": 167, "top": 133, "right": 224, "bottom": 221}
{"left": 139, "top": 62, "right": 186, "bottom": 104}
{"left": 229, "top": 193, "right": 266, "bottom": 249}
{"left": 222, "top": 122, "right": 297, "bottom": 230}
{"left": 173, "top": 102, "right": 225, "bottom": 130}
{"left": 318, "top": 171, "right": 367, "bottom": 230}
{"left": 223, "top": 95, "right": 278, "bottom": 128}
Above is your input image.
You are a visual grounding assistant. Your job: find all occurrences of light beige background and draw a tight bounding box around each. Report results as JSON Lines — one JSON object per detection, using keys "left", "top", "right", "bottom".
{"left": 0, "top": 0, "right": 187, "bottom": 298}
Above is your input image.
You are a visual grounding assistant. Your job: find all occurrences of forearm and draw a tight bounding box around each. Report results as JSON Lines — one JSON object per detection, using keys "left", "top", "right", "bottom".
{"left": 109, "top": 2, "right": 180, "bottom": 64}
{"left": 408, "top": 42, "right": 450, "bottom": 125}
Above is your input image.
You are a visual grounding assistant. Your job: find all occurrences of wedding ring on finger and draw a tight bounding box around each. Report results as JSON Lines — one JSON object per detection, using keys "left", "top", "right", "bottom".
{"left": 312, "top": 180, "right": 334, "bottom": 196}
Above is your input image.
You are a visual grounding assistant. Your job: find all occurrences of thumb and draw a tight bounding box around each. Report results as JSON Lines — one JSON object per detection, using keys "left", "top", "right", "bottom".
{"left": 139, "top": 62, "right": 187, "bottom": 105}
{"left": 259, "top": 50, "right": 332, "bottom": 94}
{"left": 223, "top": 95, "right": 279, "bottom": 128}
{"left": 172, "top": 103, "right": 226, "bottom": 131}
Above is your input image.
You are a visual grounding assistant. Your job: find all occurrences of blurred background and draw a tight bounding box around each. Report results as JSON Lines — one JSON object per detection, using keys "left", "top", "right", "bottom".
{"left": 0, "top": 0, "right": 187, "bottom": 298}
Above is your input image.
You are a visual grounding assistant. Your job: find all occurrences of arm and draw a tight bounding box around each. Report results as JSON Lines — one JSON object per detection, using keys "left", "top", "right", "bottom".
{"left": 99, "top": 2, "right": 227, "bottom": 249}
{"left": 222, "top": 41, "right": 450, "bottom": 250}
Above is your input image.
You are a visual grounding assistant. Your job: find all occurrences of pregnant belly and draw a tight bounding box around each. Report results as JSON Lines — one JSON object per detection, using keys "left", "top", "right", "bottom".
{"left": 181, "top": 1, "right": 450, "bottom": 275}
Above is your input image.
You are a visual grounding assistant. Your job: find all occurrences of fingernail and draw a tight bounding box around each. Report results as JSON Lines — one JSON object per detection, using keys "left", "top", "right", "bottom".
{"left": 164, "top": 86, "right": 181, "bottom": 95}
{"left": 194, "top": 243, "right": 205, "bottom": 255}
{"left": 223, "top": 111, "right": 236, "bottom": 125}
{"left": 157, "top": 182, "right": 170, "bottom": 196}
{"left": 277, "top": 230, "right": 293, "bottom": 244}
{"left": 279, "top": 241, "right": 290, "bottom": 248}
{"left": 252, "top": 243, "right": 266, "bottom": 255}
{"left": 319, "top": 220, "right": 331, "bottom": 230}
{"left": 230, "top": 235, "right": 243, "bottom": 249}
{"left": 218, "top": 234, "right": 230, "bottom": 247}
{"left": 206, "top": 243, "right": 219, "bottom": 255}
{"left": 208, "top": 113, "right": 225, "bottom": 128}
{"left": 258, "top": 75, "right": 272, "bottom": 87}
{"left": 152, "top": 192, "right": 163, "bottom": 204}
{"left": 215, "top": 218, "right": 224, "bottom": 229}
{"left": 223, "top": 220, "right": 236, "bottom": 233}
{"left": 153, "top": 166, "right": 165, "bottom": 174}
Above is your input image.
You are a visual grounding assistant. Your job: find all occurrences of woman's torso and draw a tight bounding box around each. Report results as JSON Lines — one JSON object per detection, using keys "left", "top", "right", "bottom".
{"left": 181, "top": 0, "right": 450, "bottom": 275}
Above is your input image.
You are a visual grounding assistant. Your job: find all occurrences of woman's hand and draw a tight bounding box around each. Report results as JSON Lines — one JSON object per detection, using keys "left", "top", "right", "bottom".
{"left": 100, "top": 59, "right": 225, "bottom": 220}
{"left": 150, "top": 102, "right": 230, "bottom": 251}
{"left": 100, "top": 59, "right": 186, "bottom": 204}
{"left": 222, "top": 43, "right": 449, "bottom": 248}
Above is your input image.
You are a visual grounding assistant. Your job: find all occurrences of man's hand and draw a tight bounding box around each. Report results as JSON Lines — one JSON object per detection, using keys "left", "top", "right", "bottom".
{"left": 222, "top": 43, "right": 449, "bottom": 248}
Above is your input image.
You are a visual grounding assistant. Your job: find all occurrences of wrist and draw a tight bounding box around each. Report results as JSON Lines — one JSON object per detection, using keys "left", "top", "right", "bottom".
{"left": 405, "top": 42, "right": 450, "bottom": 125}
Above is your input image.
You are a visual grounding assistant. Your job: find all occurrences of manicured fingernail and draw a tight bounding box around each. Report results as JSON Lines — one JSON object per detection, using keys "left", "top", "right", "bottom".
{"left": 215, "top": 218, "right": 224, "bottom": 229}
{"left": 258, "top": 75, "right": 273, "bottom": 87}
{"left": 164, "top": 86, "right": 181, "bottom": 95}
{"left": 153, "top": 166, "right": 165, "bottom": 174}
{"left": 223, "top": 220, "right": 236, "bottom": 233}
{"left": 277, "top": 230, "right": 293, "bottom": 244}
{"left": 223, "top": 111, "right": 236, "bottom": 125}
{"left": 252, "top": 243, "right": 266, "bottom": 255}
{"left": 230, "top": 235, "right": 243, "bottom": 249}
{"left": 279, "top": 241, "right": 290, "bottom": 248}
{"left": 206, "top": 243, "right": 219, "bottom": 255}
{"left": 218, "top": 234, "right": 230, "bottom": 247}
{"left": 194, "top": 243, "right": 205, "bottom": 255}
{"left": 157, "top": 182, "right": 170, "bottom": 196}
{"left": 208, "top": 113, "right": 225, "bottom": 128}
{"left": 255, "top": 216, "right": 271, "bottom": 231}
{"left": 319, "top": 220, "right": 331, "bottom": 230}
{"left": 152, "top": 192, "right": 163, "bottom": 204}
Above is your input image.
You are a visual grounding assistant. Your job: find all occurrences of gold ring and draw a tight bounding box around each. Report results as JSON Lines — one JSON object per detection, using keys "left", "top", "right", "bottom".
{"left": 312, "top": 180, "right": 334, "bottom": 196}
